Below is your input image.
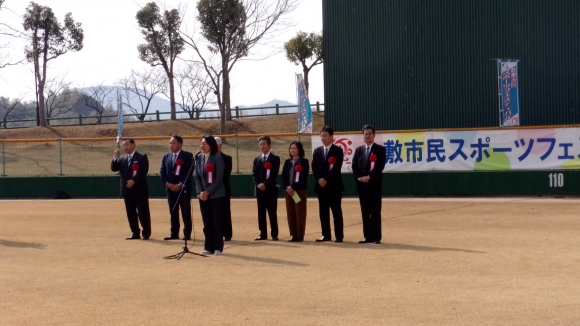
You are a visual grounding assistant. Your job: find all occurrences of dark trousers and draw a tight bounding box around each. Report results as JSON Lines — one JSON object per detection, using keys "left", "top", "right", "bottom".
{"left": 222, "top": 196, "right": 233, "bottom": 239}
{"left": 358, "top": 188, "right": 382, "bottom": 241}
{"left": 285, "top": 189, "right": 307, "bottom": 237}
{"left": 123, "top": 191, "right": 151, "bottom": 238}
{"left": 256, "top": 189, "right": 278, "bottom": 238}
{"left": 200, "top": 196, "right": 226, "bottom": 252}
{"left": 167, "top": 190, "right": 192, "bottom": 238}
{"left": 317, "top": 190, "right": 344, "bottom": 240}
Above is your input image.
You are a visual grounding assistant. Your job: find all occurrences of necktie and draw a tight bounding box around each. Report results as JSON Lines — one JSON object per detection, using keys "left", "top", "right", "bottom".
{"left": 324, "top": 147, "right": 328, "bottom": 160}
{"left": 263, "top": 155, "right": 266, "bottom": 163}
{"left": 172, "top": 153, "right": 177, "bottom": 166}
{"left": 365, "top": 146, "right": 370, "bottom": 162}
{"left": 127, "top": 155, "right": 132, "bottom": 166}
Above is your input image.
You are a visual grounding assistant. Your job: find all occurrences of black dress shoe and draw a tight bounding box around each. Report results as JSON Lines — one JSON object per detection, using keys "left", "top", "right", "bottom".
{"left": 224, "top": 237, "right": 232, "bottom": 241}
{"left": 358, "top": 239, "right": 373, "bottom": 244}
{"left": 164, "top": 235, "right": 180, "bottom": 240}
{"left": 335, "top": 238, "right": 343, "bottom": 243}
{"left": 254, "top": 236, "right": 267, "bottom": 241}
{"left": 288, "top": 236, "right": 298, "bottom": 242}
{"left": 182, "top": 237, "right": 191, "bottom": 241}
{"left": 374, "top": 240, "right": 381, "bottom": 244}
{"left": 126, "top": 235, "right": 140, "bottom": 240}
{"left": 271, "top": 237, "right": 279, "bottom": 241}
{"left": 296, "top": 236, "right": 304, "bottom": 242}
{"left": 142, "top": 237, "right": 150, "bottom": 240}
{"left": 315, "top": 237, "right": 331, "bottom": 242}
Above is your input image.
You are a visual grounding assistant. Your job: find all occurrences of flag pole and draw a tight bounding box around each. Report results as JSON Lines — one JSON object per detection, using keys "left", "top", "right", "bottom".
{"left": 295, "top": 73, "right": 300, "bottom": 142}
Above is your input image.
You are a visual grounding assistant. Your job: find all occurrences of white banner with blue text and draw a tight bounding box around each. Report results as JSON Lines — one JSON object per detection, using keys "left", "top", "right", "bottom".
{"left": 311, "top": 128, "right": 580, "bottom": 172}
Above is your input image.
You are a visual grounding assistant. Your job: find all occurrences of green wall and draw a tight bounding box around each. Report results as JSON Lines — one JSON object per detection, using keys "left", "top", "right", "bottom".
{"left": 1, "top": 171, "right": 578, "bottom": 198}
{"left": 323, "top": 0, "right": 580, "bottom": 130}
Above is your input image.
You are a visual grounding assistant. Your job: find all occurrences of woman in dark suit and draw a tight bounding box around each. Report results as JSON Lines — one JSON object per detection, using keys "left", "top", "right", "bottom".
{"left": 194, "top": 135, "right": 227, "bottom": 255}
{"left": 281, "top": 141, "right": 309, "bottom": 242}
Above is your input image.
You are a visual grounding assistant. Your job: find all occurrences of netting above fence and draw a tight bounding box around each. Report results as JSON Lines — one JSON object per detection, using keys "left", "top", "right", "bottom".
{"left": 0, "top": 134, "right": 314, "bottom": 177}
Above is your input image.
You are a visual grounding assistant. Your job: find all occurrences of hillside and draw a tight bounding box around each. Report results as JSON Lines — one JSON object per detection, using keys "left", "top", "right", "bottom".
{"left": 0, "top": 113, "right": 325, "bottom": 139}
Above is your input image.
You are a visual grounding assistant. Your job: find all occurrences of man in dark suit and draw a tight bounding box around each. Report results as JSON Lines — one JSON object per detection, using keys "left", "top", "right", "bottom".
{"left": 312, "top": 126, "right": 345, "bottom": 243}
{"left": 251, "top": 135, "right": 280, "bottom": 241}
{"left": 215, "top": 137, "right": 233, "bottom": 241}
{"left": 160, "top": 135, "right": 194, "bottom": 240}
{"left": 352, "top": 125, "right": 386, "bottom": 244}
{"left": 111, "top": 138, "right": 151, "bottom": 240}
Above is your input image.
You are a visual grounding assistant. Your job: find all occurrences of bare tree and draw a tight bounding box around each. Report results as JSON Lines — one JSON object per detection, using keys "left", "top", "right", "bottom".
{"left": 22, "top": 2, "right": 84, "bottom": 126}
{"left": 182, "top": 0, "right": 299, "bottom": 133}
{"left": 0, "top": 0, "right": 25, "bottom": 69}
{"left": 43, "top": 74, "right": 75, "bottom": 124}
{"left": 172, "top": 62, "right": 214, "bottom": 119}
{"left": 0, "top": 95, "right": 24, "bottom": 127}
{"left": 117, "top": 67, "right": 166, "bottom": 121}
{"left": 0, "top": 0, "right": 9, "bottom": 68}
{"left": 77, "top": 82, "right": 114, "bottom": 123}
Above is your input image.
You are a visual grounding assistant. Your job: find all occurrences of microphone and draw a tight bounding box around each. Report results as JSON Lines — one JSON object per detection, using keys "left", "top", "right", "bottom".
{"left": 193, "top": 149, "right": 202, "bottom": 162}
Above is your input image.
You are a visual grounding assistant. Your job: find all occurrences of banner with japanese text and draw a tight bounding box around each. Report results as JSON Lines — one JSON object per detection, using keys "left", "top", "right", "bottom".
{"left": 312, "top": 128, "right": 580, "bottom": 172}
{"left": 499, "top": 61, "right": 520, "bottom": 126}
{"left": 296, "top": 74, "right": 313, "bottom": 133}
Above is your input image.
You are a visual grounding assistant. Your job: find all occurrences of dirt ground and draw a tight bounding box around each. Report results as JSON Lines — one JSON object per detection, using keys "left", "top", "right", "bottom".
{"left": 1, "top": 197, "right": 580, "bottom": 325}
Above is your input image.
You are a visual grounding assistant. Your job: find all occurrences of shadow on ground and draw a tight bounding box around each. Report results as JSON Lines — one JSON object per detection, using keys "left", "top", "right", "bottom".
{"left": 0, "top": 239, "right": 47, "bottom": 249}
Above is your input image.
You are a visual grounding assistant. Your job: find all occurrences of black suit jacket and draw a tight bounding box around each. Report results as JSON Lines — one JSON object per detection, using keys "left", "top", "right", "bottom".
{"left": 352, "top": 142, "right": 387, "bottom": 192}
{"left": 221, "top": 152, "right": 233, "bottom": 196}
{"left": 111, "top": 151, "right": 149, "bottom": 197}
{"left": 281, "top": 158, "right": 310, "bottom": 191}
{"left": 160, "top": 150, "right": 194, "bottom": 193}
{"left": 312, "top": 144, "right": 345, "bottom": 192}
{"left": 252, "top": 153, "right": 280, "bottom": 194}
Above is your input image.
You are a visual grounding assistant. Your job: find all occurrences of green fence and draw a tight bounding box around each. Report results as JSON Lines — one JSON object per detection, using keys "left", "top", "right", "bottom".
{"left": 0, "top": 134, "right": 314, "bottom": 177}
{"left": 2, "top": 132, "right": 580, "bottom": 197}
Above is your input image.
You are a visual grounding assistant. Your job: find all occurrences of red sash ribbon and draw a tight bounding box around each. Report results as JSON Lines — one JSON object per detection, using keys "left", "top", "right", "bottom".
{"left": 369, "top": 153, "right": 377, "bottom": 172}
{"left": 174, "top": 158, "right": 183, "bottom": 176}
{"left": 293, "top": 164, "right": 302, "bottom": 182}
{"left": 131, "top": 164, "right": 139, "bottom": 178}
{"left": 327, "top": 156, "right": 336, "bottom": 170}
{"left": 264, "top": 161, "right": 272, "bottom": 179}
{"left": 205, "top": 163, "right": 214, "bottom": 184}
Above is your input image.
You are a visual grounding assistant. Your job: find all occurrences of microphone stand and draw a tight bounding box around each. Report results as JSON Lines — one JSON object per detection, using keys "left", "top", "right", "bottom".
{"left": 164, "top": 150, "right": 207, "bottom": 259}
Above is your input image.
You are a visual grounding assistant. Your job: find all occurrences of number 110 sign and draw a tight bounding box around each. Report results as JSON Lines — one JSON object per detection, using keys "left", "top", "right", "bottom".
{"left": 548, "top": 173, "right": 564, "bottom": 188}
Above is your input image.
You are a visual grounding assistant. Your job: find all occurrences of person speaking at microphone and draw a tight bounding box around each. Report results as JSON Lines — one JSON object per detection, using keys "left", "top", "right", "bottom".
{"left": 194, "top": 135, "right": 227, "bottom": 255}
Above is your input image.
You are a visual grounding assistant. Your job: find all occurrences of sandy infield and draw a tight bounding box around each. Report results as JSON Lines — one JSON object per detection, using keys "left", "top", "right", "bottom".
{"left": 1, "top": 197, "right": 579, "bottom": 325}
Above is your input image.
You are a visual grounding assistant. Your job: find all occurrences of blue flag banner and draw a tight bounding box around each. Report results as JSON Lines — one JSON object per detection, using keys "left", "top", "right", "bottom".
{"left": 116, "top": 89, "right": 124, "bottom": 144}
{"left": 499, "top": 61, "right": 520, "bottom": 126}
{"left": 296, "top": 74, "right": 313, "bottom": 134}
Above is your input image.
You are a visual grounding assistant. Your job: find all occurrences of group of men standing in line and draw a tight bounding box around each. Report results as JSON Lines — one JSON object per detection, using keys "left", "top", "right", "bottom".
{"left": 111, "top": 124, "right": 386, "bottom": 253}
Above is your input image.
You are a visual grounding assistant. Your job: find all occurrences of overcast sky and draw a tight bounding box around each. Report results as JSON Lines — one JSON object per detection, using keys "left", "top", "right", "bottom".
{"left": 0, "top": 0, "right": 323, "bottom": 107}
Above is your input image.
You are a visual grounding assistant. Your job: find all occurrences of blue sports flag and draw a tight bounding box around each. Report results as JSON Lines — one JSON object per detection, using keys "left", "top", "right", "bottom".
{"left": 498, "top": 60, "right": 520, "bottom": 126}
{"left": 116, "top": 89, "right": 124, "bottom": 144}
{"left": 296, "top": 74, "right": 313, "bottom": 134}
